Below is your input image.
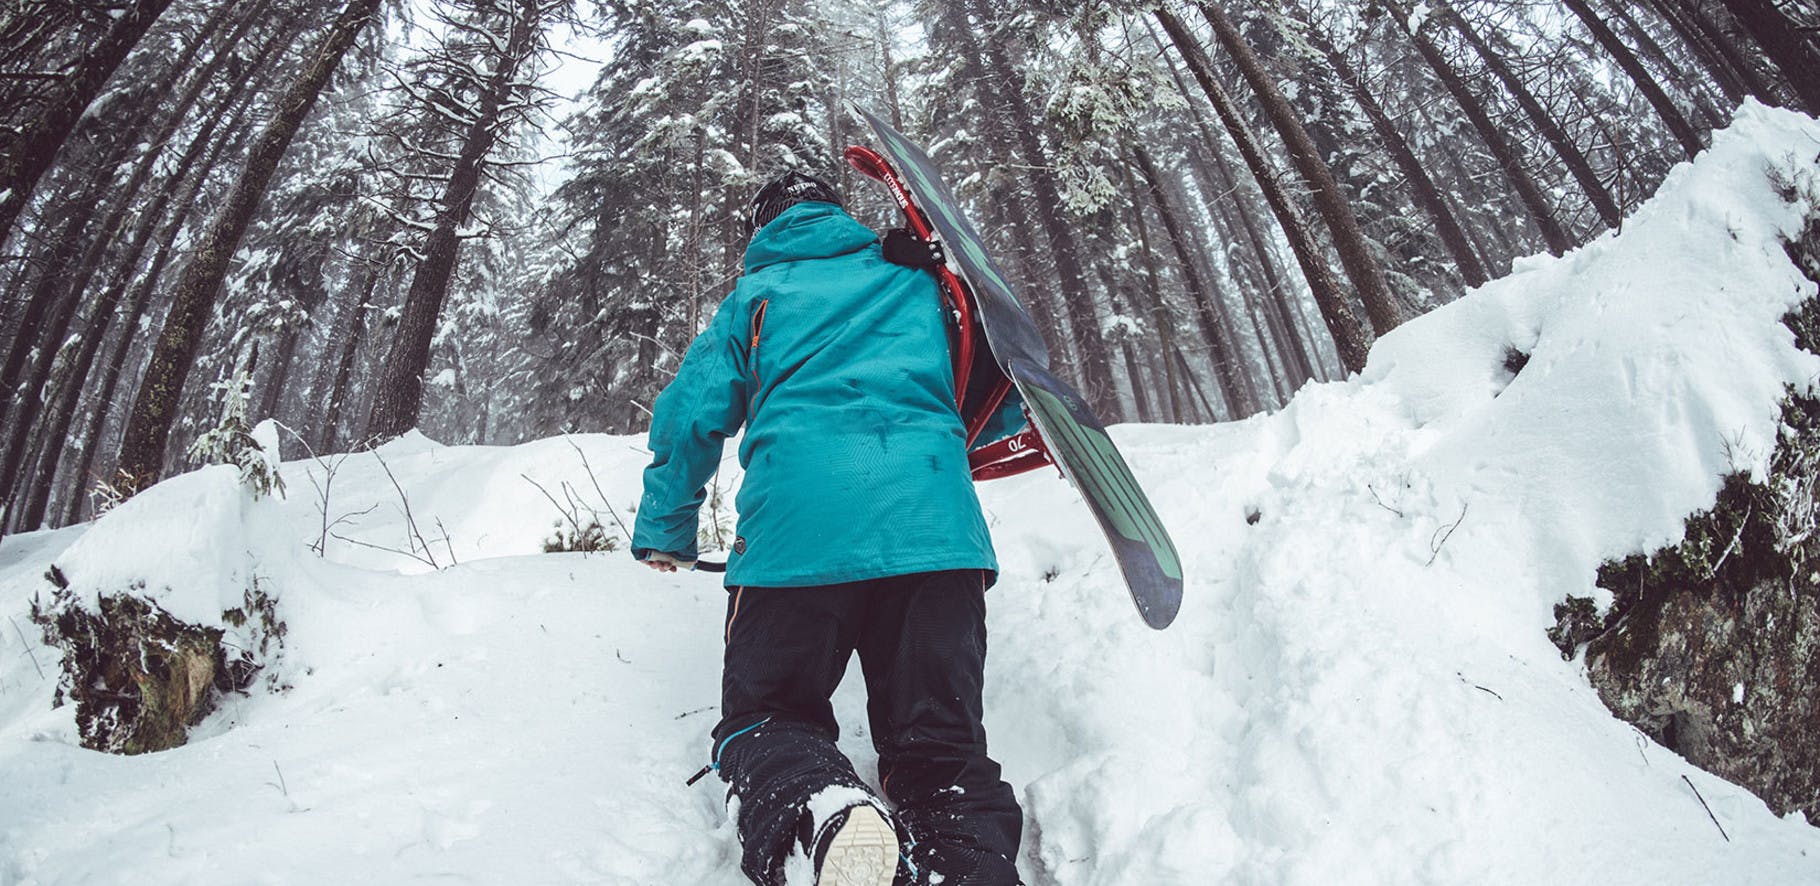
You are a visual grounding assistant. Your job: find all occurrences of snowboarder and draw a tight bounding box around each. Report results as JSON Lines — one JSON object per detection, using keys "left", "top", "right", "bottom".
{"left": 632, "top": 170, "right": 1024, "bottom": 886}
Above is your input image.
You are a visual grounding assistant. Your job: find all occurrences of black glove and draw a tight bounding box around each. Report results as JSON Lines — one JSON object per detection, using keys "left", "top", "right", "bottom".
{"left": 881, "top": 228, "right": 946, "bottom": 269}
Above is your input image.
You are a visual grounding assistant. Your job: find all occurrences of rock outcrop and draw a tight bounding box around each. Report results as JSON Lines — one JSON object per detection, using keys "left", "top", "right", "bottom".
{"left": 1555, "top": 208, "right": 1820, "bottom": 820}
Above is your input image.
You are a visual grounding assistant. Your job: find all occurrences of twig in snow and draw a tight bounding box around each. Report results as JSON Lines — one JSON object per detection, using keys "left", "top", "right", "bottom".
{"left": 328, "top": 531, "right": 440, "bottom": 569}
{"left": 1367, "top": 484, "right": 1404, "bottom": 518}
{"left": 274, "top": 422, "right": 355, "bottom": 557}
{"left": 321, "top": 504, "right": 381, "bottom": 548}
{"left": 523, "top": 473, "right": 588, "bottom": 539}
{"left": 271, "top": 760, "right": 290, "bottom": 798}
{"left": 434, "top": 518, "right": 458, "bottom": 566}
{"left": 1427, "top": 502, "right": 1470, "bottom": 566}
{"left": 1457, "top": 673, "right": 1502, "bottom": 701}
{"left": 674, "top": 706, "right": 714, "bottom": 720}
{"left": 8, "top": 616, "right": 44, "bottom": 681}
{"left": 370, "top": 450, "right": 439, "bottom": 569}
{"left": 564, "top": 436, "right": 633, "bottom": 544}
{"left": 1682, "top": 774, "right": 1730, "bottom": 842}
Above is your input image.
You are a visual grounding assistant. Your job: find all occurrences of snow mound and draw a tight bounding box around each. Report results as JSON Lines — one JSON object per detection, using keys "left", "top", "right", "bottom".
{"left": 3, "top": 103, "right": 1820, "bottom": 883}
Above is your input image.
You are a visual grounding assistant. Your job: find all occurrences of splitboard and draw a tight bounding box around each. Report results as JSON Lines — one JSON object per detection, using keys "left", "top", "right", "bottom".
{"left": 847, "top": 106, "right": 1184, "bottom": 630}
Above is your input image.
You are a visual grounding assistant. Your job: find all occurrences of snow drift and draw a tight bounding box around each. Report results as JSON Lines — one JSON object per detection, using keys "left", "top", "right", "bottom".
{"left": 4, "top": 102, "right": 1820, "bottom": 883}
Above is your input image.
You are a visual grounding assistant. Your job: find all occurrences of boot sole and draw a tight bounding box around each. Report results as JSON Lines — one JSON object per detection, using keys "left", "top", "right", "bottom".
{"left": 816, "top": 805, "right": 897, "bottom": 886}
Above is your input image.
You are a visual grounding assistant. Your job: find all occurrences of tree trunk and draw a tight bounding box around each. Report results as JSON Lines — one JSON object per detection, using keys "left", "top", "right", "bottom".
{"left": 1, "top": 11, "right": 275, "bottom": 527}
{"left": 1434, "top": 2, "right": 1622, "bottom": 229}
{"left": 58, "top": 69, "right": 265, "bottom": 526}
{"left": 255, "top": 324, "right": 303, "bottom": 423}
{"left": 1667, "top": 0, "right": 1785, "bottom": 107}
{"left": 1154, "top": 32, "right": 1324, "bottom": 385}
{"left": 1302, "top": 13, "right": 1491, "bottom": 287}
{"left": 875, "top": 8, "right": 905, "bottom": 133}
{"left": 968, "top": 0, "right": 1119, "bottom": 419}
{"left": 115, "top": 0, "right": 383, "bottom": 492}
{"left": 1166, "top": 143, "right": 1288, "bottom": 407}
{"left": 1096, "top": 263, "right": 1154, "bottom": 422}
{"left": 318, "top": 258, "right": 383, "bottom": 453}
{"left": 1716, "top": 0, "right": 1820, "bottom": 112}
{"left": 0, "top": 0, "right": 175, "bottom": 251}
{"left": 365, "top": 0, "right": 542, "bottom": 440}
{"left": 1197, "top": 2, "right": 1402, "bottom": 336}
{"left": 1174, "top": 345, "right": 1219, "bottom": 423}
{"left": 7, "top": 39, "right": 274, "bottom": 532}
{"left": 1153, "top": 8, "right": 1370, "bottom": 374}
{"left": 1117, "top": 161, "right": 1186, "bottom": 423}
{"left": 1387, "top": 5, "right": 1576, "bottom": 255}
{"left": 1606, "top": 0, "right": 1729, "bottom": 127}
{"left": 1131, "top": 144, "right": 1255, "bottom": 420}
{"left": 1643, "top": 0, "right": 1749, "bottom": 105}
{"left": 0, "top": 0, "right": 234, "bottom": 392}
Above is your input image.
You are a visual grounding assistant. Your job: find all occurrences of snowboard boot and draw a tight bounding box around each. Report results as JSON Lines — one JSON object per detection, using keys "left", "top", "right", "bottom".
{"left": 810, "top": 804, "right": 898, "bottom": 886}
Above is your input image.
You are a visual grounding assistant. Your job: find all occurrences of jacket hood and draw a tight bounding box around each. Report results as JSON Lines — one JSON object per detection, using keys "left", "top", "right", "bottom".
{"left": 743, "top": 202, "right": 877, "bottom": 274}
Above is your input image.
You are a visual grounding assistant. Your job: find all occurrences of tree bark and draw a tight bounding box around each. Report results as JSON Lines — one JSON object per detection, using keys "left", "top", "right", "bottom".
{"left": 0, "top": 0, "right": 234, "bottom": 393}
{"left": 115, "top": 0, "right": 383, "bottom": 492}
{"left": 1433, "top": 2, "right": 1622, "bottom": 229}
{"left": 1132, "top": 144, "right": 1254, "bottom": 420}
{"left": 1643, "top": 0, "right": 1747, "bottom": 105}
{"left": 1, "top": 11, "right": 275, "bottom": 528}
{"left": 1666, "top": 0, "right": 1785, "bottom": 107}
{"left": 1564, "top": 0, "right": 1703, "bottom": 159}
{"left": 1116, "top": 160, "right": 1186, "bottom": 423}
{"left": 61, "top": 83, "right": 266, "bottom": 526}
{"left": 1153, "top": 8, "right": 1370, "bottom": 374}
{"left": 1605, "top": 0, "right": 1728, "bottom": 128}
{"left": 319, "top": 260, "right": 383, "bottom": 453}
{"left": 0, "top": 0, "right": 175, "bottom": 252}
{"left": 1301, "top": 13, "right": 1491, "bottom": 287}
{"left": 967, "top": 0, "right": 1120, "bottom": 419}
{"left": 1716, "top": 0, "right": 1820, "bottom": 113}
{"left": 365, "top": 0, "right": 543, "bottom": 440}
{"left": 1196, "top": 2, "right": 1401, "bottom": 336}
{"left": 1173, "top": 345, "right": 1218, "bottom": 423}
{"left": 1386, "top": 5, "right": 1576, "bottom": 256}
{"left": 7, "top": 46, "right": 278, "bottom": 531}
{"left": 1151, "top": 29, "right": 1324, "bottom": 385}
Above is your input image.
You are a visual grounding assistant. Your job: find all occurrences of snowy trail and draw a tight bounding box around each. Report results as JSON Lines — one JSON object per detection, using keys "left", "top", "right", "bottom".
{"left": 7, "top": 103, "right": 1820, "bottom": 884}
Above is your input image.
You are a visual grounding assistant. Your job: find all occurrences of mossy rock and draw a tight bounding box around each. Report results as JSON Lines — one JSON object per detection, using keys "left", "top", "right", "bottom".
{"left": 1560, "top": 212, "right": 1820, "bottom": 820}
{"left": 31, "top": 570, "right": 273, "bottom": 755}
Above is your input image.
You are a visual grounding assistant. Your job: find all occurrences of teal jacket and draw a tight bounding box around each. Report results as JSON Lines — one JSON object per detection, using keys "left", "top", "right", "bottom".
{"left": 631, "top": 202, "right": 999, "bottom": 587}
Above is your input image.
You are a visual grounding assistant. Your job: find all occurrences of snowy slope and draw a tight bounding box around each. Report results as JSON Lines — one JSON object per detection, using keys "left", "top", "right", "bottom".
{"left": 5, "top": 102, "right": 1820, "bottom": 884}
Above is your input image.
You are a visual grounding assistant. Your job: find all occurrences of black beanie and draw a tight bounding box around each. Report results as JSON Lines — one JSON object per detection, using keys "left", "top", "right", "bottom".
{"left": 749, "top": 171, "right": 843, "bottom": 233}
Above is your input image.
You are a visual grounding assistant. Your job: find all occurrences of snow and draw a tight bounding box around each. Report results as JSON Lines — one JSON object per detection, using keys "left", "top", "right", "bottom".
{"left": 679, "top": 39, "right": 724, "bottom": 63}
{"left": 4, "top": 103, "right": 1820, "bottom": 883}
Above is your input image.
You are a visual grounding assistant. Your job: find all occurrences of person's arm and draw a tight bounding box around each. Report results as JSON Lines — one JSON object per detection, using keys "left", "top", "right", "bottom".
{"left": 631, "top": 289, "right": 752, "bottom": 563}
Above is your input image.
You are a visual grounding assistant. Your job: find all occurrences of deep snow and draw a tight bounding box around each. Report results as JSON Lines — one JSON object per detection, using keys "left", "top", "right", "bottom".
{"left": 6, "top": 103, "right": 1820, "bottom": 884}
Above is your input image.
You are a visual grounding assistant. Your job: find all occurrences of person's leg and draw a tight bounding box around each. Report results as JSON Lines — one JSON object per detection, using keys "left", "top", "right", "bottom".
{"left": 857, "top": 570, "right": 1022, "bottom": 885}
{"left": 714, "top": 582, "right": 888, "bottom": 885}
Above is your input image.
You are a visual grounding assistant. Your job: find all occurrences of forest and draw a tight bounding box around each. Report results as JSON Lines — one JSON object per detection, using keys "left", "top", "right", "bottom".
{"left": 2, "top": 0, "right": 1817, "bottom": 539}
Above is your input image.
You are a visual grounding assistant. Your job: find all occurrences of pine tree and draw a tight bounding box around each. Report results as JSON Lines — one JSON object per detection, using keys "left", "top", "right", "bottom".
{"left": 115, "top": 0, "right": 387, "bottom": 493}
{"left": 365, "top": 0, "right": 565, "bottom": 441}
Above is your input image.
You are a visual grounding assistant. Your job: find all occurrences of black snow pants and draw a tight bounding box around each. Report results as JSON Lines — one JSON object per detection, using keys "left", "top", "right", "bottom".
{"left": 710, "top": 569, "right": 1023, "bottom": 886}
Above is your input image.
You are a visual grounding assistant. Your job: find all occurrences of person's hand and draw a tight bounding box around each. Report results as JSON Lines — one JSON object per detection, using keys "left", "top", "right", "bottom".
{"left": 643, "top": 552, "right": 695, "bottom": 572}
